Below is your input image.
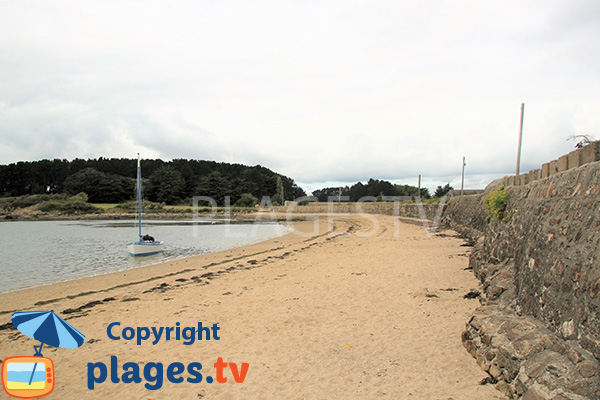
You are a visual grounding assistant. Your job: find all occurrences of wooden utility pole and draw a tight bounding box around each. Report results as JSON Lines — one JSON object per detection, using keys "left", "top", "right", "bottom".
{"left": 461, "top": 157, "right": 466, "bottom": 196}
{"left": 417, "top": 175, "right": 421, "bottom": 198}
{"left": 516, "top": 103, "right": 525, "bottom": 176}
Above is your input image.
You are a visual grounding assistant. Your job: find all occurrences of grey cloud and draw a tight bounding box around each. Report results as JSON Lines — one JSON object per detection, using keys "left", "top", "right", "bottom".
{"left": 0, "top": 0, "right": 598, "bottom": 191}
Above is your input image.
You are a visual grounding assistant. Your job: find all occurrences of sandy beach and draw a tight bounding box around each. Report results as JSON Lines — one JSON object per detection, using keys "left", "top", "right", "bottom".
{"left": 0, "top": 213, "right": 504, "bottom": 399}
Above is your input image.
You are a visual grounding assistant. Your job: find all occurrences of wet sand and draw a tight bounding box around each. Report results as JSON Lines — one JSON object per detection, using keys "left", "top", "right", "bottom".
{"left": 0, "top": 213, "right": 504, "bottom": 399}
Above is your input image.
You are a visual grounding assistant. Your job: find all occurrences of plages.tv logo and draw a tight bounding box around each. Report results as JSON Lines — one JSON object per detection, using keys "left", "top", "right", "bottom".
{"left": 1, "top": 310, "right": 85, "bottom": 399}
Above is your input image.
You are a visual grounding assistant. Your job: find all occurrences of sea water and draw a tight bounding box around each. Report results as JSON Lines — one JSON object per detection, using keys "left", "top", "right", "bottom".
{"left": 0, "top": 219, "right": 292, "bottom": 293}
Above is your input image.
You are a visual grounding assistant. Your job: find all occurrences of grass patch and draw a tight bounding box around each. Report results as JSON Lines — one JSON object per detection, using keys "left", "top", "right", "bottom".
{"left": 37, "top": 193, "right": 102, "bottom": 214}
{"left": 92, "top": 203, "right": 120, "bottom": 210}
{"left": 1, "top": 193, "right": 102, "bottom": 214}
{"left": 2, "top": 193, "right": 70, "bottom": 210}
{"left": 110, "top": 200, "right": 165, "bottom": 212}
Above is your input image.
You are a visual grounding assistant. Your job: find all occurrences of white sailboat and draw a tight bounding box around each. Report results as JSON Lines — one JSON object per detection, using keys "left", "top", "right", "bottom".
{"left": 127, "top": 154, "right": 164, "bottom": 256}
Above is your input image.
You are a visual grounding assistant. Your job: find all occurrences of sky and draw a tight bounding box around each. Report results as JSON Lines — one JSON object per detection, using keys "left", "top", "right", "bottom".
{"left": 1, "top": 0, "right": 599, "bottom": 194}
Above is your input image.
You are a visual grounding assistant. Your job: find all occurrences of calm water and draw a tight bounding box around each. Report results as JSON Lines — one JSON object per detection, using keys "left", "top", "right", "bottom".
{"left": 0, "top": 219, "right": 292, "bottom": 293}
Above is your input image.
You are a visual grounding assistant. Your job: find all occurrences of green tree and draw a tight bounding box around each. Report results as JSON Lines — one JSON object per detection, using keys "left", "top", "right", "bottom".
{"left": 273, "top": 176, "right": 285, "bottom": 205}
{"left": 312, "top": 186, "right": 348, "bottom": 202}
{"left": 235, "top": 193, "right": 259, "bottom": 207}
{"left": 365, "top": 179, "right": 395, "bottom": 198}
{"left": 349, "top": 182, "right": 368, "bottom": 201}
{"left": 64, "top": 168, "right": 134, "bottom": 203}
{"left": 419, "top": 188, "right": 431, "bottom": 199}
{"left": 434, "top": 183, "right": 453, "bottom": 197}
{"left": 195, "top": 171, "right": 231, "bottom": 206}
{"left": 145, "top": 166, "right": 185, "bottom": 205}
{"left": 179, "top": 163, "right": 197, "bottom": 199}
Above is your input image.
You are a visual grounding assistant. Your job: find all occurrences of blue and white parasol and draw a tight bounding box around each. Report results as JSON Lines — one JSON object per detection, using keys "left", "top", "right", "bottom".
{"left": 11, "top": 310, "right": 85, "bottom": 386}
{"left": 11, "top": 310, "right": 86, "bottom": 355}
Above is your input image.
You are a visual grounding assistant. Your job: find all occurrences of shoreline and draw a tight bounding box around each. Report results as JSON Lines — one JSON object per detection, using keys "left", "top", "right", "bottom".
{"left": 0, "top": 217, "right": 325, "bottom": 314}
{"left": 0, "top": 211, "right": 280, "bottom": 222}
{"left": 0, "top": 214, "right": 503, "bottom": 399}
{"left": 0, "top": 214, "right": 316, "bottom": 294}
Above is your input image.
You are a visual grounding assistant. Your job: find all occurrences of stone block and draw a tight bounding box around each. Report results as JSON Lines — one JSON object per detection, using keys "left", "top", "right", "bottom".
{"left": 561, "top": 319, "right": 576, "bottom": 340}
{"left": 578, "top": 361, "right": 598, "bottom": 378}
{"left": 522, "top": 390, "right": 542, "bottom": 400}
{"left": 489, "top": 364, "right": 502, "bottom": 379}
{"left": 523, "top": 386, "right": 551, "bottom": 400}
{"left": 548, "top": 160, "right": 558, "bottom": 175}
{"left": 519, "top": 174, "right": 530, "bottom": 186}
{"left": 529, "top": 169, "right": 541, "bottom": 183}
{"left": 550, "top": 395, "right": 571, "bottom": 400}
{"left": 507, "top": 176, "right": 516, "bottom": 186}
{"left": 566, "top": 347, "right": 585, "bottom": 364}
{"left": 568, "top": 149, "right": 582, "bottom": 169}
{"left": 581, "top": 141, "right": 600, "bottom": 164}
{"left": 558, "top": 155, "right": 569, "bottom": 172}
{"left": 495, "top": 380, "right": 515, "bottom": 398}
{"left": 541, "top": 163, "right": 550, "bottom": 178}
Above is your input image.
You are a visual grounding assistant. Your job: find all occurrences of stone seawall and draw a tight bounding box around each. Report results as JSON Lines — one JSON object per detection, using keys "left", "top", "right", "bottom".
{"left": 274, "top": 202, "right": 446, "bottom": 221}
{"left": 441, "top": 193, "right": 487, "bottom": 242}
{"left": 443, "top": 159, "right": 600, "bottom": 399}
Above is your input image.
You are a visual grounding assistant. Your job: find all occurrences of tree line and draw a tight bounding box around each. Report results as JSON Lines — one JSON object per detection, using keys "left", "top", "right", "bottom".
{"left": 311, "top": 179, "right": 453, "bottom": 202}
{"left": 0, "top": 157, "right": 306, "bottom": 206}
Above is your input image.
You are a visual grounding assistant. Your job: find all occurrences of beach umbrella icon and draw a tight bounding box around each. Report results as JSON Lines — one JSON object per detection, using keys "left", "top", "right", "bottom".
{"left": 12, "top": 310, "right": 86, "bottom": 355}
{"left": 11, "top": 310, "right": 86, "bottom": 386}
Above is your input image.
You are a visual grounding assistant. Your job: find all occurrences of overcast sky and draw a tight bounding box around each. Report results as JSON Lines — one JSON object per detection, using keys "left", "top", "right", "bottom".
{"left": 1, "top": 0, "right": 599, "bottom": 194}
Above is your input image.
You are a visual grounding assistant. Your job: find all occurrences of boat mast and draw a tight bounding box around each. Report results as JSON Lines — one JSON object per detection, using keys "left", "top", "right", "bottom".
{"left": 137, "top": 153, "right": 142, "bottom": 240}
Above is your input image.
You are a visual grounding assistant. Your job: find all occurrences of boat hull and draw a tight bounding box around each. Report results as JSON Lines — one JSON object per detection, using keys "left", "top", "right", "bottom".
{"left": 127, "top": 241, "right": 164, "bottom": 256}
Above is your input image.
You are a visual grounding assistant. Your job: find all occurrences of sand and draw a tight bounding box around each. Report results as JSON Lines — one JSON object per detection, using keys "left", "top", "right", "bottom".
{"left": 0, "top": 213, "right": 504, "bottom": 399}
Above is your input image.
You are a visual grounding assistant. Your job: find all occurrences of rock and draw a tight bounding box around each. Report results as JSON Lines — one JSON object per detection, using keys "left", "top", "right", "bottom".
{"left": 491, "top": 334, "right": 507, "bottom": 348}
{"left": 476, "top": 352, "right": 491, "bottom": 371}
{"left": 515, "top": 371, "right": 530, "bottom": 396}
{"left": 495, "top": 380, "right": 514, "bottom": 398}
{"left": 577, "top": 361, "right": 598, "bottom": 378}
{"left": 514, "top": 338, "right": 537, "bottom": 357}
{"left": 523, "top": 384, "right": 551, "bottom": 400}
{"left": 462, "top": 305, "right": 600, "bottom": 398}
{"left": 470, "top": 315, "right": 483, "bottom": 330}
{"left": 489, "top": 363, "right": 502, "bottom": 379}
{"left": 526, "top": 361, "right": 548, "bottom": 380}
{"left": 561, "top": 320, "right": 577, "bottom": 340}
{"left": 548, "top": 394, "right": 570, "bottom": 400}
{"left": 566, "top": 347, "right": 585, "bottom": 364}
